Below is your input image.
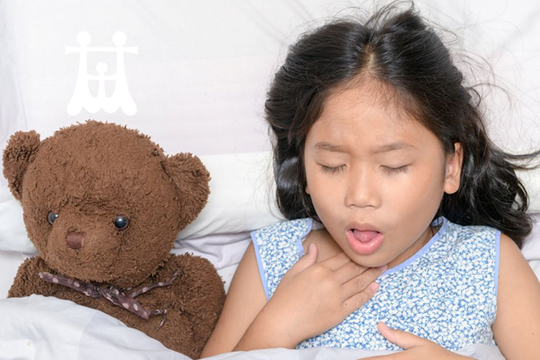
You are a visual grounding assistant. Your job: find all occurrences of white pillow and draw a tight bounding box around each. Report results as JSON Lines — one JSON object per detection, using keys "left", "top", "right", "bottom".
{"left": 178, "top": 151, "right": 283, "bottom": 239}
{"left": 517, "top": 169, "right": 540, "bottom": 212}
{"left": 0, "top": 187, "right": 35, "bottom": 253}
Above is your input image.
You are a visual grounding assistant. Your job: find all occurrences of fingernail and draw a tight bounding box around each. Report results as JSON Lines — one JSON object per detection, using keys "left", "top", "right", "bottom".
{"left": 307, "top": 243, "right": 314, "bottom": 254}
{"left": 370, "top": 282, "right": 379, "bottom": 292}
{"left": 379, "top": 264, "right": 388, "bottom": 272}
{"left": 379, "top": 322, "right": 391, "bottom": 331}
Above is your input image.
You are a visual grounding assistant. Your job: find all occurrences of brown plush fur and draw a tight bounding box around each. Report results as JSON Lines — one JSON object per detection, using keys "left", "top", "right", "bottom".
{"left": 3, "top": 121, "right": 225, "bottom": 358}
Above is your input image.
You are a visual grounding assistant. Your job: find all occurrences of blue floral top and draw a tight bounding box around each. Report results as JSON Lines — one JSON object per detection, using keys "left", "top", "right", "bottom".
{"left": 251, "top": 217, "right": 500, "bottom": 351}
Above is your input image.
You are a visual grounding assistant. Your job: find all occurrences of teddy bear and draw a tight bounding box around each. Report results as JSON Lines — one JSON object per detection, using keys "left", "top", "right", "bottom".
{"left": 2, "top": 120, "right": 225, "bottom": 359}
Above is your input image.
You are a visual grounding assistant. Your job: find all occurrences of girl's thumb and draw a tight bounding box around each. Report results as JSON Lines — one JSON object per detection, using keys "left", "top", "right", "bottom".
{"left": 290, "top": 243, "right": 319, "bottom": 275}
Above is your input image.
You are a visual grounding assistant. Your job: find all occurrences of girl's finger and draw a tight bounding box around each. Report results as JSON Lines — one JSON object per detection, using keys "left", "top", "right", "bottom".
{"left": 341, "top": 264, "right": 386, "bottom": 296}
{"left": 377, "top": 322, "right": 427, "bottom": 350}
{"left": 341, "top": 281, "right": 379, "bottom": 314}
{"left": 286, "top": 243, "right": 319, "bottom": 276}
{"left": 333, "top": 260, "right": 368, "bottom": 283}
{"left": 319, "top": 251, "right": 354, "bottom": 271}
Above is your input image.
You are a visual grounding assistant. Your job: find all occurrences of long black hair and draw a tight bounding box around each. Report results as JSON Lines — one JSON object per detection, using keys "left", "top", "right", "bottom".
{"left": 264, "top": 3, "right": 539, "bottom": 248}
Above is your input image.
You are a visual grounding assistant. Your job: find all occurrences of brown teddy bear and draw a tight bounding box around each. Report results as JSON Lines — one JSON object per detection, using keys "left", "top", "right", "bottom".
{"left": 3, "top": 120, "right": 225, "bottom": 359}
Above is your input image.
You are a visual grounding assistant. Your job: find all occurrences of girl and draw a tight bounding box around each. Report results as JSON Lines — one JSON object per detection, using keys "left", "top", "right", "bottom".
{"left": 202, "top": 4, "right": 540, "bottom": 359}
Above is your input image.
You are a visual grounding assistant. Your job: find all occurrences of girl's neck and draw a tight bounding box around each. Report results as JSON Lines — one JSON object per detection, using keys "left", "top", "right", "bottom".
{"left": 386, "top": 224, "right": 437, "bottom": 270}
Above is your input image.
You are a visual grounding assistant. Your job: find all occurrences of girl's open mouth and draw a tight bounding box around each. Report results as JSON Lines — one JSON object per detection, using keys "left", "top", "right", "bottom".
{"left": 346, "top": 229, "right": 384, "bottom": 255}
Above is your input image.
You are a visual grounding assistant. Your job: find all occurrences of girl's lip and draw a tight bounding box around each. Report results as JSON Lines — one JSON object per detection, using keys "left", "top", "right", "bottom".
{"left": 346, "top": 229, "right": 384, "bottom": 255}
{"left": 346, "top": 222, "right": 381, "bottom": 233}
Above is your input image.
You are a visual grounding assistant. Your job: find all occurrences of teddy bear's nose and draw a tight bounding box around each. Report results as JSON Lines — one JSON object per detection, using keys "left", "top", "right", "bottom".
{"left": 66, "top": 232, "right": 85, "bottom": 250}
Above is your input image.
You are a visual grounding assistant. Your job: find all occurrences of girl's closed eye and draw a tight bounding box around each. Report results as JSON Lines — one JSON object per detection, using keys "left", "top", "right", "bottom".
{"left": 320, "top": 164, "right": 346, "bottom": 174}
{"left": 381, "top": 165, "right": 409, "bottom": 175}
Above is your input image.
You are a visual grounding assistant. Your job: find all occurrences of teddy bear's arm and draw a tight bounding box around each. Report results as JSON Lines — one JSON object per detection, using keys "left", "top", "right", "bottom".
{"left": 8, "top": 257, "right": 57, "bottom": 298}
{"left": 167, "top": 254, "right": 226, "bottom": 358}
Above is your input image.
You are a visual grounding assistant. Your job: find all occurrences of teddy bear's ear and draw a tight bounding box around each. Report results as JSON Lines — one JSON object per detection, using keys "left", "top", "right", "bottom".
{"left": 2, "top": 130, "right": 41, "bottom": 201}
{"left": 162, "top": 153, "right": 210, "bottom": 229}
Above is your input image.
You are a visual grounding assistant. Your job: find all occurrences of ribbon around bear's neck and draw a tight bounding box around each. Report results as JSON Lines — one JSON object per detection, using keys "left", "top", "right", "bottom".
{"left": 38, "top": 270, "right": 181, "bottom": 328}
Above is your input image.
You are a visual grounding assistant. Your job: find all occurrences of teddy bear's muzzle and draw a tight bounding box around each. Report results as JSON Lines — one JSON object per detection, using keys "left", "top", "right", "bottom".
{"left": 66, "top": 232, "right": 85, "bottom": 249}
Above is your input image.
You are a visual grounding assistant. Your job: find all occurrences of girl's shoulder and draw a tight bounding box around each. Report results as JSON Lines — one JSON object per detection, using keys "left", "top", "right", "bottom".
{"left": 442, "top": 218, "right": 500, "bottom": 245}
{"left": 432, "top": 219, "right": 500, "bottom": 268}
{"left": 252, "top": 218, "right": 332, "bottom": 258}
{"left": 251, "top": 218, "right": 314, "bottom": 299}
{"left": 252, "top": 218, "right": 314, "bottom": 242}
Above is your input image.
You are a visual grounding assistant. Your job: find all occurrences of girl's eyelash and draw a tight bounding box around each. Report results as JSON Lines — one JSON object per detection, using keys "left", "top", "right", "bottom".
{"left": 381, "top": 165, "right": 409, "bottom": 174}
{"left": 319, "top": 164, "right": 409, "bottom": 175}
{"left": 320, "top": 165, "right": 345, "bottom": 174}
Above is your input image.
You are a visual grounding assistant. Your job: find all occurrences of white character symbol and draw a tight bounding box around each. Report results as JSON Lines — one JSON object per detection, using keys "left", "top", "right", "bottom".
{"left": 66, "top": 31, "right": 138, "bottom": 116}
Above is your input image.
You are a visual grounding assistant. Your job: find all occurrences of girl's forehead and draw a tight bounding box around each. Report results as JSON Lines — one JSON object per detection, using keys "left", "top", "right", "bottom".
{"left": 317, "top": 82, "right": 422, "bottom": 133}
{"left": 324, "top": 77, "right": 415, "bottom": 118}
{"left": 308, "top": 82, "right": 441, "bottom": 152}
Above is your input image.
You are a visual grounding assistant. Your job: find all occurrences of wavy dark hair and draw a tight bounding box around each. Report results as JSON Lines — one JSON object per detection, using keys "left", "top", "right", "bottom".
{"left": 264, "top": 3, "right": 539, "bottom": 248}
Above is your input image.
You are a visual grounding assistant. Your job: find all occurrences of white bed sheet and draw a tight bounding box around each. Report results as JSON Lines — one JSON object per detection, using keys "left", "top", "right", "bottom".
{"left": 0, "top": 295, "right": 505, "bottom": 360}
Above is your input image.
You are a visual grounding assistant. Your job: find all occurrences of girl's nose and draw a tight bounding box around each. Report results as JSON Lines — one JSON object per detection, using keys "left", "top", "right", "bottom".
{"left": 344, "top": 170, "right": 381, "bottom": 209}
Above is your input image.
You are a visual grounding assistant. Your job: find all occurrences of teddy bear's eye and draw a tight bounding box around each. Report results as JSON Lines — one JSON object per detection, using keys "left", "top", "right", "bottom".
{"left": 114, "top": 215, "right": 129, "bottom": 230}
{"left": 47, "top": 212, "right": 59, "bottom": 225}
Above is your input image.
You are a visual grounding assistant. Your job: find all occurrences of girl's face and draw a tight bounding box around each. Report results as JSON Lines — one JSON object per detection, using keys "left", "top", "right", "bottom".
{"left": 303, "top": 81, "right": 462, "bottom": 269}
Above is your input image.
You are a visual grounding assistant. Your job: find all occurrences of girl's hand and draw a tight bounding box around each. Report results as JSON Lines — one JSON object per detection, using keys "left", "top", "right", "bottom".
{"left": 363, "top": 322, "right": 473, "bottom": 360}
{"left": 237, "top": 244, "right": 386, "bottom": 349}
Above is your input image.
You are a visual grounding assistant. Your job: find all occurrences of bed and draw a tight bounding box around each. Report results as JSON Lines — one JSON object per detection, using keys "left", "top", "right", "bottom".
{"left": 0, "top": 1, "right": 539, "bottom": 359}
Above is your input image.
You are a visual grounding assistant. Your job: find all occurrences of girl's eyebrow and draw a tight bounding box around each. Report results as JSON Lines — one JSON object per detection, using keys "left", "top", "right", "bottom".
{"left": 372, "top": 141, "right": 417, "bottom": 154}
{"left": 314, "top": 141, "right": 416, "bottom": 154}
{"left": 314, "top": 142, "right": 345, "bottom": 153}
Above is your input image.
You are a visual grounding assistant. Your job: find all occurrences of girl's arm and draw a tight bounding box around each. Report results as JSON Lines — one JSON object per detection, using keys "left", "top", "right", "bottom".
{"left": 201, "top": 242, "right": 384, "bottom": 357}
{"left": 492, "top": 234, "right": 540, "bottom": 360}
{"left": 200, "top": 243, "right": 267, "bottom": 358}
